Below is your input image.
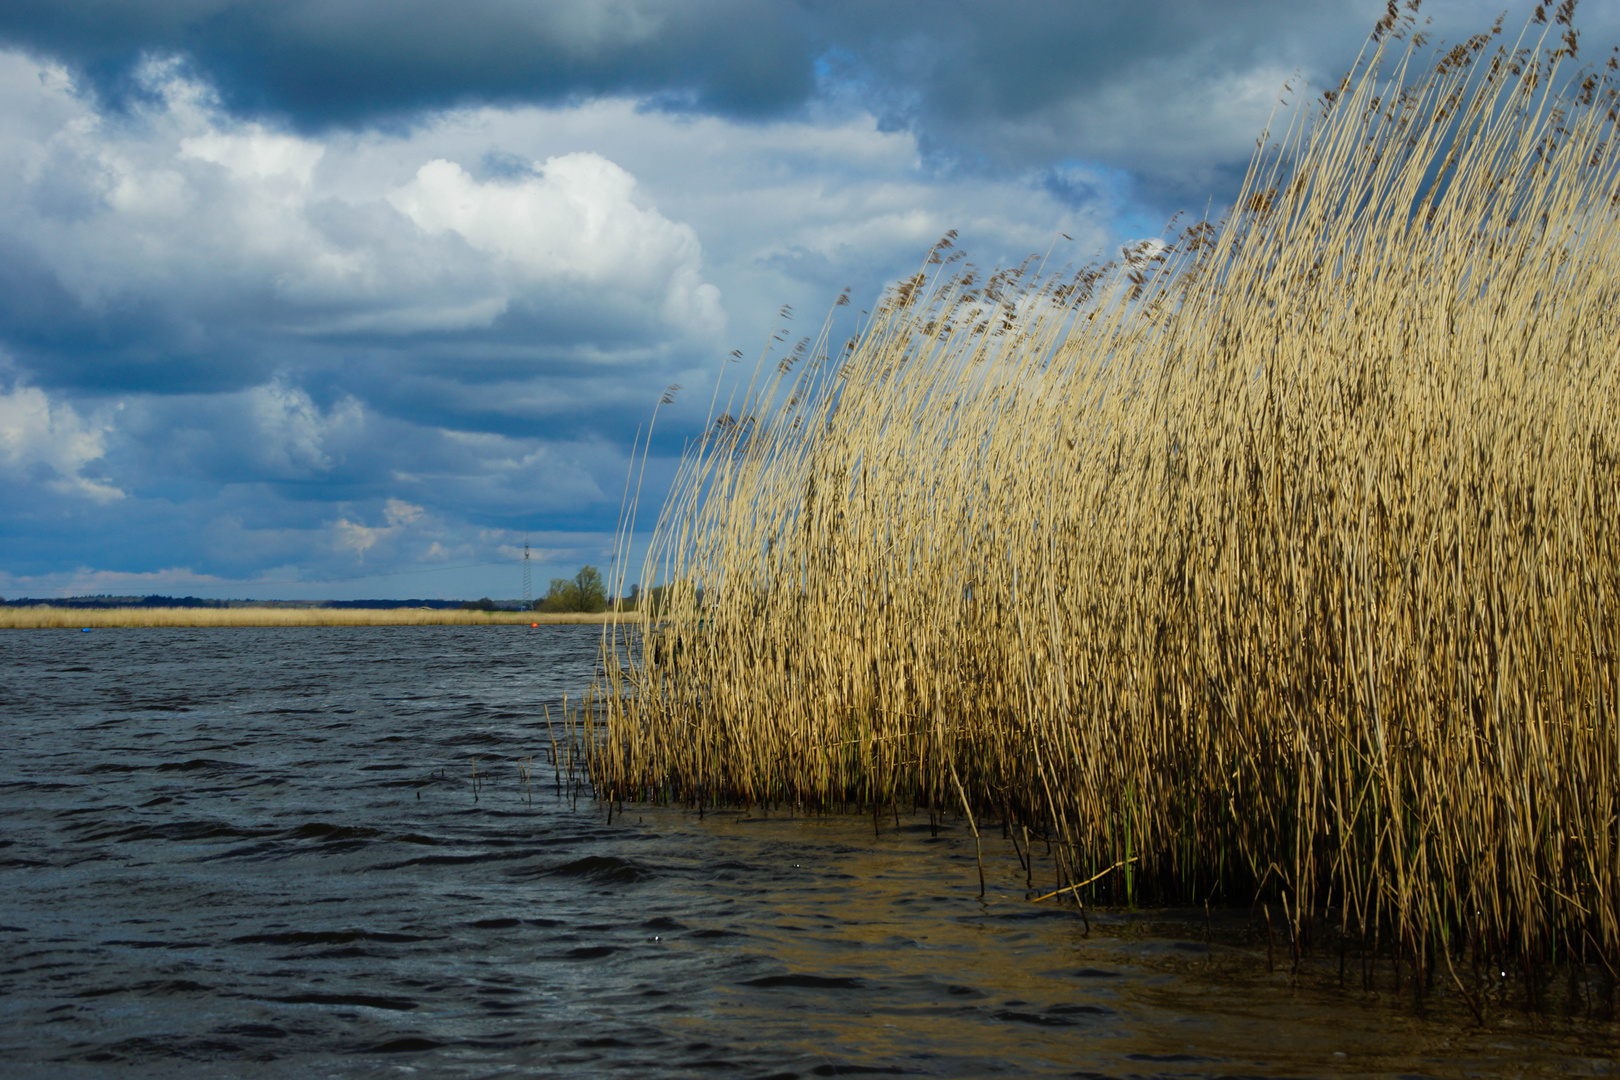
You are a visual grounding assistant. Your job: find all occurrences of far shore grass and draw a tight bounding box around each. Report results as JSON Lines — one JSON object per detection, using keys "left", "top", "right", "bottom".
{"left": 0, "top": 606, "right": 642, "bottom": 628}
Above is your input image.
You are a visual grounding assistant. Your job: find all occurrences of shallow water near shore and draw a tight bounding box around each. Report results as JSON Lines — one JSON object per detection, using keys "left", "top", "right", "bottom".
{"left": 2, "top": 626, "right": 1615, "bottom": 1078}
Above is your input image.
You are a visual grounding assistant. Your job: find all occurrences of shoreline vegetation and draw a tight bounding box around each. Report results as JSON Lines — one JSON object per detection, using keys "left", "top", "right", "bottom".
{"left": 0, "top": 607, "right": 641, "bottom": 628}
{"left": 596, "top": 5, "right": 1620, "bottom": 1005}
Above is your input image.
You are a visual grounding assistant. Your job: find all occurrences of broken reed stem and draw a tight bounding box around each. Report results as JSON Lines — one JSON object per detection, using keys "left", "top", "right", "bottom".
{"left": 1030, "top": 857, "right": 1139, "bottom": 905}
{"left": 595, "top": 8, "right": 1620, "bottom": 987}
{"left": 949, "top": 759, "right": 986, "bottom": 897}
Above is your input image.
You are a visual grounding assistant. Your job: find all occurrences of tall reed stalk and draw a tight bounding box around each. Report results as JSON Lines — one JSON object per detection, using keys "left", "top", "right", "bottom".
{"left": 595, "top": 7, "right": 1620, "bottom": 990}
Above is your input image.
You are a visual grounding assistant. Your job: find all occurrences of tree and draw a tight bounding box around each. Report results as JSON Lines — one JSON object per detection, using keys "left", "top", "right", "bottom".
{"left": 574, "top": 565, "right": 607, "bottom": 613}
{"left": 536, "top": 578, "right": 577, "bottom": 612}
{"left": 536, "top": 565, "right": 606, "bottom": 613}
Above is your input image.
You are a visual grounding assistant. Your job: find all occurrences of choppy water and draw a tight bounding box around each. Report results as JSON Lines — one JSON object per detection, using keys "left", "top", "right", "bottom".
{"left": 2, "top": 625, "right": 1616, "bottom": 1078}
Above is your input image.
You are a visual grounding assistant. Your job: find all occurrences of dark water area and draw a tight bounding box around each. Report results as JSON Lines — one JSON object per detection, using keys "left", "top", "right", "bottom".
{"left": 2, "top": 626, "right": 1616, "bottom": 1078}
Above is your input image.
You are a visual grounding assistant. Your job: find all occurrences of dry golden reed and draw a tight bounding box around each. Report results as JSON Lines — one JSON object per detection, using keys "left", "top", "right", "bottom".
{"left": 0, "top": 607, "right": 635, "bottom": 628}
{"left": 595, "top": 6, "right": 1620, "bottom": 992}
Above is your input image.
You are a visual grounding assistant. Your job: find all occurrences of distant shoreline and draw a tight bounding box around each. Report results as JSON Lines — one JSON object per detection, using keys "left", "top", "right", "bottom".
{"left": 0, "top": 607, "right": 642, "bottom": 628}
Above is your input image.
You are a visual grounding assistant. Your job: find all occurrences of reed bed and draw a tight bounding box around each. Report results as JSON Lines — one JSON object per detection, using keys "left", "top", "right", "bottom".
{"left": 0, "top": 606, "right": 639, "bottom": 628}
{"left": 595, "top": 8, "right": 1620, "bottom": 996}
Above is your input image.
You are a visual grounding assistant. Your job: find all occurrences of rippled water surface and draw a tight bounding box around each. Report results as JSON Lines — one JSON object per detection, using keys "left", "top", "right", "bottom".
{"left": 3, "top": 625, "right": 1617, "bottom": 1078}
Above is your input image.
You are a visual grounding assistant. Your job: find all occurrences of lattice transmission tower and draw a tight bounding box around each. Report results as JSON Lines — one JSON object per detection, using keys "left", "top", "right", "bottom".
{"left": 521, "top": 538, "right": 532, "bottom": 609}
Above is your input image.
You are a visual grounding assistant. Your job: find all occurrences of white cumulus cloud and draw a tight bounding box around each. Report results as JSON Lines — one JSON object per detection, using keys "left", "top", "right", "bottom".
{"left": 390, "top": 154, "right": 722, "bottom": 337}
{"left": 247, "top": 380, "right": 363, "bottom": 474}
{"left": 333, "top": 497, "right": 427, "bottom": 555}
{"left": 0, "top": 380, "right": 121, "bottom": 501}
{"left": 0, "top": 49, "right": 726, "bottom": 365}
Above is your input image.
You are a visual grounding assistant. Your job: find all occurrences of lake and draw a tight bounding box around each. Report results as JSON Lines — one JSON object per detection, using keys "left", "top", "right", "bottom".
{"left": 1, "top": 625, "right": 1613, "bottom": 1077}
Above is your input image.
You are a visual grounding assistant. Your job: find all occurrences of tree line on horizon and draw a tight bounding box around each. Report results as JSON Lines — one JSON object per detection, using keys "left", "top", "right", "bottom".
{"left": 461, "top": 565, "right": 648, "bottom": 614}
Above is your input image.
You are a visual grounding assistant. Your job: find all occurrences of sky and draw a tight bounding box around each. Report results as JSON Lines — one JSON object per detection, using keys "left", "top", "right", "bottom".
{"left": 0, "top": 0, "right": 1605, "bottom": 601}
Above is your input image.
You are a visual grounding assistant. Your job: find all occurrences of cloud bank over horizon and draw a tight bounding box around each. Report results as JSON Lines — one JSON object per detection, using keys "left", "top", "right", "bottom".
{"left": 1, "top": 1, "right": 1596, "bottom": 599}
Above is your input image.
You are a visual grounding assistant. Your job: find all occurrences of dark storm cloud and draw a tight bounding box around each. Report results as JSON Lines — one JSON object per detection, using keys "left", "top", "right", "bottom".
{"left": 0, "top": 0, "right": 816, "bottom": 124}
{"left": 0, "top": 238, "right": 280, "bottom": 395}
{"left": 9, "top": 4, "right": 1612, "bottom": 186}
{"left": 0, "top": 3, "right": 1367, "bottom": 143}
{"left": 822, "top": 2, "right": 1355, "bottom": 120}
